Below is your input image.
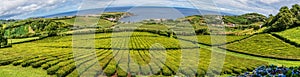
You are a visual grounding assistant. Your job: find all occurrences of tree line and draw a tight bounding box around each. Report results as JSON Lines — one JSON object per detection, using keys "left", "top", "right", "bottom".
{"left": 264, "top": 4, "right": 300, "bottom": 32}
{"left": 0, "top": 24, "right": 8, "bottom": 47}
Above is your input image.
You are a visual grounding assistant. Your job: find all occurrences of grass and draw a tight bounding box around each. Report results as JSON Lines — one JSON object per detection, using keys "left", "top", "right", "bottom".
{"left": 8, "top": 37, "right": 40, "bottom": 44}
{"left": 223, "top": 34, "right": 300, "bottom": 60}
{"left": 0, "top": 65, "right": 51, "bottom": 77}
{"left": 276, "top": 27, "right": 300, "bottom": 44}
{"left": 57, "top": 16, "right": 114, "bottom": 28}
{"left": 180, "top": 35, "right": 249, "bottom": 45}
{"left": 139, "top": 24, "right": 169, "bottom": 30}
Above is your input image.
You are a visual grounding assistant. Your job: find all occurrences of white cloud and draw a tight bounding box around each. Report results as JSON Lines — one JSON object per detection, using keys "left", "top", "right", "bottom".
{"left": 1, "top": 0, "right": 300, "bottom": 19}
{"left": 0, "top": 0, "right": 69, "bottom": 19}
{"left": 260, "top": 0, "right": 280, "bottom": 4}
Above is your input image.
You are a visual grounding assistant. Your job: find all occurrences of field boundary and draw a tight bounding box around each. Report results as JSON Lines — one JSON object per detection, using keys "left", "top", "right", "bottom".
{"left": 0, "top": 36, "right": 49, "bottom": 49}
{"left": 42, "top": 46, "right": 200, "bottom": 50}
{"left": 270, "top": 33, "right": 300, "bottom": 47}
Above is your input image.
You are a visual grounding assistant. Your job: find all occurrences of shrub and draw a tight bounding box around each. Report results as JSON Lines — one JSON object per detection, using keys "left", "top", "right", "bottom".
{"left": 32, "top": 58, "right": 56, "bottom": 68}
{"left": 12, "top": 60, "right": 24, "bottom": 66}
{"left": 0, "top": 60, "right": 13, "bottom": 66}
{"left": 56, "top": 64, "right": 76, "bottom": 77}
{"left": 47, "top": 60, "right": 73, "bottom": 75}
{"left": 162, "top": 67, "right": 172, "bottom": 76}
{"left": 117, "top": 67, "right": 127, "bottom": 77}
{"left": 233, "top": 69, "right": 243, "bottom": 74}
{"left": 104, "top": 65, "right": 116, "bottom": 76}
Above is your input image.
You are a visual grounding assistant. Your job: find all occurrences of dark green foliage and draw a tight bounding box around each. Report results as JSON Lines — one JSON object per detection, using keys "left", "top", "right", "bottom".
{"left": 12, "top": 60, "right": 24, "bottom": 66}
{"left": 195, "top": 28, "right": 209, "bottom": 35}
{"left": 0, "top": 59, "right": 13, "bottom": 66}
{"left": 0, "top": 25, "right": 7, "bottom": 47}
{"left": 4, "top": 19, "right": 71, "bottom": 38}
{"left": 223, "top": 13, "right": 266, "bottom": 25}
{"left": 291, "top": 4, "right": 300, "bottom": 25}
{"left": 264, "top": 4, "right": 300, "bottom": 32}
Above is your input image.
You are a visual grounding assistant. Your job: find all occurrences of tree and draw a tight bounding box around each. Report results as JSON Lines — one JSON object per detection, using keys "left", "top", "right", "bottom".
{"left": 291, "top": 4, "right": 300, "bottom": 25}
{"left": 266, "top": 6, "right": 297, "bottom": 32}
{"left": 0, "top": 25, "right": 7, "bottom": 47}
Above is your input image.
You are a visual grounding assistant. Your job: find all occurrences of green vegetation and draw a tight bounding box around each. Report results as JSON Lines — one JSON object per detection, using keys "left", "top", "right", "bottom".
{"left": 264, "top": 4, "right": 300, "bottom": 32}
{"left": 56, "top": 16, "right": 114, "bottom": 28}
{"left": 0, "top": 25, "right": 8, "bottom": 47}
{"left": 275, "top": 26, "right": 300, "bottom": 45}
{"left": 224, "top": 34, "right": 300, "bottom": 60}
{"left": 223, "top": 13, "right": 266, "bottom": 25}
{"left": 1, "top": 6, "right": 300, "bottom": 77}
{"left": 3, "top": 19, "right": 71, "bottom": 38}
{"left": 8, "top": 37, "right": 40, "bottom": 44}
{"left": 197, "top": 35, "right": 249, "bottom": 45}
{"left": 0, "top": 32, "right": 269, "bottom": 76}
{"left": 0, "top": 65, "right": 50, "bottom": 77}
{"left": 179, "top": 35, "right": 249, "bottom": 45}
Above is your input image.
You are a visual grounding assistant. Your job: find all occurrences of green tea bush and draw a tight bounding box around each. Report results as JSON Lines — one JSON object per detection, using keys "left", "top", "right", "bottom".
{"left": 0, "top": 59, "right": 13, "bottom": 66}
{"left": 12, "top": 60, "right": 24, "bottom": 66}
{"left": 56, "top": 63, "right": 76, "bottom": 77}
{"left": 162, "top": 67, "right": 172, "bottom": 76}
{"left": 104, "top": 65, "right": 116, "bottom": 76}
{"left": 32, "top": 58, "right": 56, "bottom": 68}
{"left": 47, "top": 60, "right": 74, "bottom": 75}
{"left": 117, "top": 67, "right": 127, "bottom": 77}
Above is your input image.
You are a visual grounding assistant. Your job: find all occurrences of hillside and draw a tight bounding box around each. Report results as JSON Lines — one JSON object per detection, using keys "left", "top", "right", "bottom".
{"left": 274, "top": 26, "right": 300, "bottom": 46}
{"left": 263, "top": 4, "right": 300, "bottom": 32}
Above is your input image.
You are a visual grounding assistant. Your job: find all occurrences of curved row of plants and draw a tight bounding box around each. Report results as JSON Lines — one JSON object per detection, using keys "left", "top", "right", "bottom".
{"left": 220, "top": 34, "right": 300, "bottom": 60}
{"left": 0, "top": 32, "right": 269, "bottom": 77}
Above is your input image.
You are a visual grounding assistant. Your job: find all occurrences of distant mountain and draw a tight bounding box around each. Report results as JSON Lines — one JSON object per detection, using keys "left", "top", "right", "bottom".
{"left": 42, "top": 6, "right": 235, "bottom": 18}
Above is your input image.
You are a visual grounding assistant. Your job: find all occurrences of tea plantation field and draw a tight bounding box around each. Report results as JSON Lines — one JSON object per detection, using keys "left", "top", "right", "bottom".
{"left": 223, "top": 34, "right": 300, "bottom": 60}
{"left": 179, "top": 35, "right": 250, "bottom": 45}
{"left": 275, "top": 26, "right": 300, "bottom": 46}
{"left": 0, "top": 32, "right": 270, "bottom": 77}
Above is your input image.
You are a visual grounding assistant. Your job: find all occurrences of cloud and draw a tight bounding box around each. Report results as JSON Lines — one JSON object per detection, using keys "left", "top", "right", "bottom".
{"left": 1, "top": 0, "right": 300, "bottom": 19}
{"left": 260, "top": 0, "right": 280, "bottom": 4}
{"left": 0, "top": 0, "right": 75, "bottom": 19}
{"left": 213, "top": 0, "right": 300, "bottom": 15}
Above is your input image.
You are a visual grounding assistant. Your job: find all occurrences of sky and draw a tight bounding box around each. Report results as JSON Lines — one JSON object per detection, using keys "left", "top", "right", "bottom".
{"left": 0, "top": 0, "right": 299, "bottom": 19}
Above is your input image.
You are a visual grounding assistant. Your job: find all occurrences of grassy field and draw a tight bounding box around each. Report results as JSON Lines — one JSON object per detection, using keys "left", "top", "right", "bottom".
{"left": 179, "top": 35, "right": 249, "bottom": 45}
{"left": 276, "top": 27, "right": 300, "bottom": 44}
{"left": 57, "top": 17, "right": 114, "bottom": 28}
{"left": 0, "top": 32, "right": 271, "bottom": 77}
{"left": 223, "top": 34, "right": 300, "bottom": 60}
{"left": 0, "top": 65, "right": 51, "bottom": 77}
{"left": 8, "top": 37, "right": 40, "bottom": 44}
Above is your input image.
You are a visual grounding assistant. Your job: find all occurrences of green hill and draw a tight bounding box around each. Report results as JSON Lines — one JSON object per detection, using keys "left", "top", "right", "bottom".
{"left": 275, "top": 26, "right": 300, "bottom": 45}
{"left": 223, "top": 13, "right": 266, "bottom": 25}
{"left": 223, "top": 34, "right": 300, "bottom": 60}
